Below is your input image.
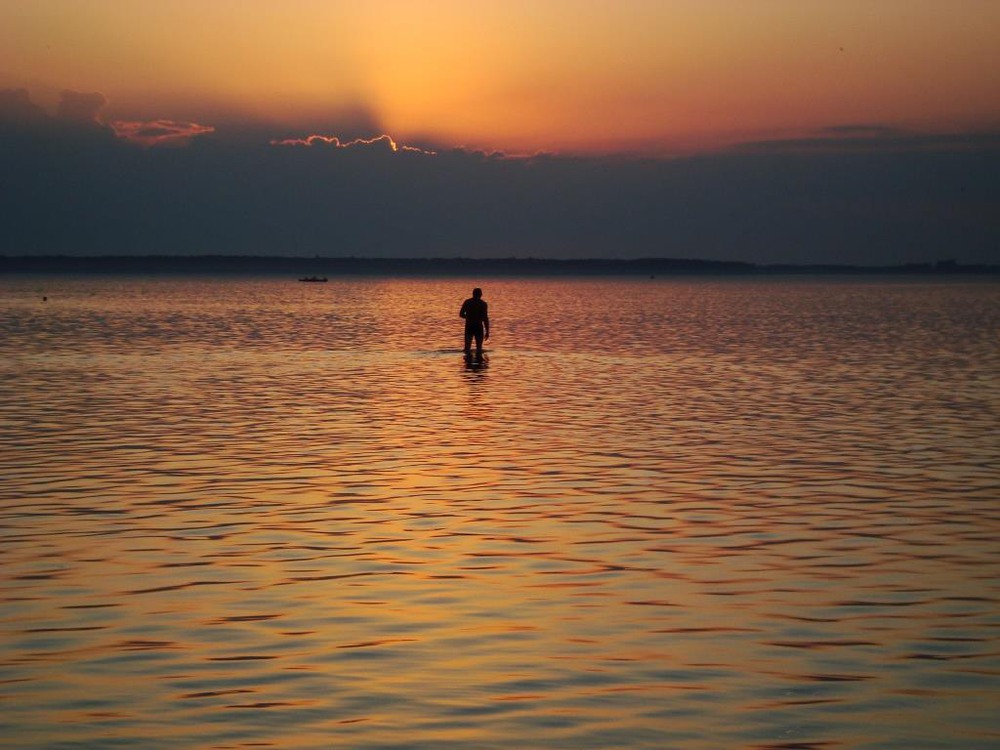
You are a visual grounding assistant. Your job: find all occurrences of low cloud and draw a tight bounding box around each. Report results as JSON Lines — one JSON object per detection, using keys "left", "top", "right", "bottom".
{"left": 821, "top": 124, "right": 908, "bottom": 139}
{"left": 0, "top": 88, "right": 48, "bottom": 125}
{"left": 270, "top": 133, "right": 435, "bottom": 155}
{"left": 1, "top": 88, "right": 214, "bottom": 147}
{"left": 111, "top": 119, "right": 216, "bottom": 147}
{"left": 1, "top": 87, "right": 116, "bottom": 145}
{"left": 55, "top": 90, "right": 108, "bottom": 124}
{"left": 735, "top": 124, "right": 1000, "bottom": 154}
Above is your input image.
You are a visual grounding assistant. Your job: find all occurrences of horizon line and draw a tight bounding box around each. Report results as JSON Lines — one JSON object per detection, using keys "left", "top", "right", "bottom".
{"left": 2, "top": 255, "right": 996, "bottom": 276}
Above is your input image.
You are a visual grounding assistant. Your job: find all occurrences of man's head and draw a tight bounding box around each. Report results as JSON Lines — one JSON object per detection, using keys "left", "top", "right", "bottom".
{"left": 472, "top": 288, "right": 482, "bottom": 298}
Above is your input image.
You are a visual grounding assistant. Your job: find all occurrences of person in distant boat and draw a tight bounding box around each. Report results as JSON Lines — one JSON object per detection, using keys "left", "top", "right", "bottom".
{"left": 459, "top": 287, "right": 490, "bottom": 357}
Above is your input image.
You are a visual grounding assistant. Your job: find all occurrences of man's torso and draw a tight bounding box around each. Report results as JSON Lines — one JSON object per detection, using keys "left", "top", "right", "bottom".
{"left": 462, "top": 298, "right": 487, "bottom": 325}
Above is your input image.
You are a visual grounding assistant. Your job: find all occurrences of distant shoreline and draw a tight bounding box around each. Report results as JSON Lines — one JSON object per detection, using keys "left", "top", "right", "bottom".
{"left": 1, "top": 255, "right": 997, "bottom": 277}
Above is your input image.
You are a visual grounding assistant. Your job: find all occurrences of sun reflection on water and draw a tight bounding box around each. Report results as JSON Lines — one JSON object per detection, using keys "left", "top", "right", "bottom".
{"left": 1, "top": 276, "right": 998, "bottom": 748}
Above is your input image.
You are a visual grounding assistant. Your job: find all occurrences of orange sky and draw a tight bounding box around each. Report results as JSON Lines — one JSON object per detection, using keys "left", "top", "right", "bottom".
{"left": 2, "top": 0, "right": 998, "bottom": 154}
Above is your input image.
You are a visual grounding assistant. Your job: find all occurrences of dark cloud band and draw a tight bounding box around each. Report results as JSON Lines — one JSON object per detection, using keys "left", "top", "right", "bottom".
{"left": 1, "top": 88, "right": 997, "bottom": 266}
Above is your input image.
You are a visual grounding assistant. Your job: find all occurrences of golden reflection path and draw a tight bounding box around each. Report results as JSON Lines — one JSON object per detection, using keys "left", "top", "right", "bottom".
{"left": 1, "top": 276, "right": 997, "bottom": 748}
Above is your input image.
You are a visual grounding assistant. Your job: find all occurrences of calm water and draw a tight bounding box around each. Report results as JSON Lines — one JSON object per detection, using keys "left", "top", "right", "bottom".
{"left": 1, "top": 276, "right": 998, "bottom": 749}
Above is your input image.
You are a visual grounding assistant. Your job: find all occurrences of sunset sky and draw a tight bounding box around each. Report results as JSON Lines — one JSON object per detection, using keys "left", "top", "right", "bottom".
{"left": 1, "top": 0, "right": 998, "bottom": 262}
{"left": 3, "top": 0, "right": 998, "bottom": 154}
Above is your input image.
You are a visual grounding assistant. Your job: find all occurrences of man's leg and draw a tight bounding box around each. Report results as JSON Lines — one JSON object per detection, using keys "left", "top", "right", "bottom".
{"left": 464, "top": 328, "right": 473, "bottom": 354}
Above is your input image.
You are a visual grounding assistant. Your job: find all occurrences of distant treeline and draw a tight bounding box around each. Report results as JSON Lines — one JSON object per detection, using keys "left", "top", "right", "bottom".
{"left": 1, "top": 255, "right": 997, "bottom": 276}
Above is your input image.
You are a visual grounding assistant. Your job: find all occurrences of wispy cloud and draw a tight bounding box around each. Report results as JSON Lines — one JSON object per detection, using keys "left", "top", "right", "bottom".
{"left": 110, "top": 119, "right": 216, "bottom": 147}
{"left": 735, "top": 124, "right": 1000, "bottom": 154}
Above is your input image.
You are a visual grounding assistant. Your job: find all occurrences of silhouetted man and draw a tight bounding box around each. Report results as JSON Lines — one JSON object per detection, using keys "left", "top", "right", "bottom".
{"left": 459, "top": 287, "right": 489, "bottom": 357}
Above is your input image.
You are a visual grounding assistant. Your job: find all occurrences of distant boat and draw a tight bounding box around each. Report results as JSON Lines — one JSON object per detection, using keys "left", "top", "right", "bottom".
{"left": 298, "top": 276, "right": 328, "bottom": 282}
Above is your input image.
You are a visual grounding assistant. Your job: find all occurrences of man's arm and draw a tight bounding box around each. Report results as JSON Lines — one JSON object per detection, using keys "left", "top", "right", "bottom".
{"left": 459, "top": 300, "right": 468, "bottom": 319}
{"left": 484, "top": 304, "right": 490, "bottom": 338}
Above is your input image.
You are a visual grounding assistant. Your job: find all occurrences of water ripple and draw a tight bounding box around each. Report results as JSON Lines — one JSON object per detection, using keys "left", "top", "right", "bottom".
{"left": 2, "top": 276, "right": 998, "bottom": 749}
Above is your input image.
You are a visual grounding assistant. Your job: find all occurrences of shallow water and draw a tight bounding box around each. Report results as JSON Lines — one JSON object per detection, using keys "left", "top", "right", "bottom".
{"left": 1, "top": 275, "right": 998, "bottom": 749}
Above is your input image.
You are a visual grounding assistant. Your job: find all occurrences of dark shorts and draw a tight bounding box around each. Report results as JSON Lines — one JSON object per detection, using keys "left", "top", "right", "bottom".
{"left": 464, "top": 322, "right": 484, "bottom": 349}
